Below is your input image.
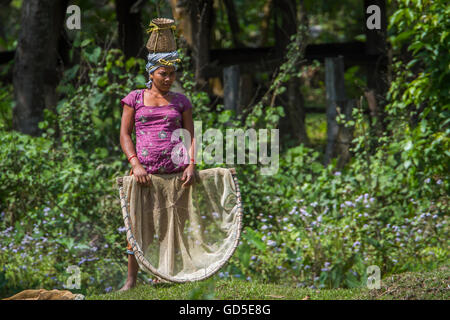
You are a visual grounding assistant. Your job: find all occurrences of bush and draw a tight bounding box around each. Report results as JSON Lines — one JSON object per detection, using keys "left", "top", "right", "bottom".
{"left": 220, "top": 0, "right": 449, "bottom": 288}
{"left": 223, "top": 138, "right": 447, "bottom": 288}
{"left": 0, "top": 40, "right": 150, "bottom": 297}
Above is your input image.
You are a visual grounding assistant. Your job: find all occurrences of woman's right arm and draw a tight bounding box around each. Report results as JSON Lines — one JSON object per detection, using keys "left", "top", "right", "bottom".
{"left": 120, "top": 104, "right": 151, "bottom": 185}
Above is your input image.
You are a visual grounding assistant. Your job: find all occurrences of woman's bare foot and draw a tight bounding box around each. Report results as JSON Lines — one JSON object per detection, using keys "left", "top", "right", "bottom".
{"left": 119, "top": 277, "right": 137, "bottom": 291}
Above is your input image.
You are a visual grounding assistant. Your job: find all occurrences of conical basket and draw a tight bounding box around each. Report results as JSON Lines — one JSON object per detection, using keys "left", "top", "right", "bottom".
{"left": 146, "top": 18, "right": 177, "bottom": 53}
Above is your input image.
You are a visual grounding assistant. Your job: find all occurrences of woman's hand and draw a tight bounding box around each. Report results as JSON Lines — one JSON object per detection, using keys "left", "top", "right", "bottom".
{"left": 181, "top": 164, "right": 195, "bottom": 188}
{"left": 132, "top": 163, "right": 151, "bottom": 186}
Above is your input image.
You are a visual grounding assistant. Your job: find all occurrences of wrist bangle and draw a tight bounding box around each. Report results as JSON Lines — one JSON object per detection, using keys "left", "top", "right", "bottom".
{"left": 128, "top": 154, "right": 137, "bottom": 162}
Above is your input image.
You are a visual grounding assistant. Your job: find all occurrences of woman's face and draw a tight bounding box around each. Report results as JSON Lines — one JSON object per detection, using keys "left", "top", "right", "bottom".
{"left": 150, "top": 66, "right": 176, "bottom": 91}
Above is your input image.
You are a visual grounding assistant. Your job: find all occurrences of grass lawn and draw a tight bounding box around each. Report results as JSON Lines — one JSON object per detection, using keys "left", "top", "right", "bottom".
{"left": 87, "top": 266, "right": 449, "bottom": 300}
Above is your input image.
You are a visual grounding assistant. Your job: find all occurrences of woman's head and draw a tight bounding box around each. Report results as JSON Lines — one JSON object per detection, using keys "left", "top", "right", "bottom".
{"left": 145, "top": 51, "right": 180, "bottom": 90}
{"left": 149, "top": 66, "right": 176, "bottom": 91}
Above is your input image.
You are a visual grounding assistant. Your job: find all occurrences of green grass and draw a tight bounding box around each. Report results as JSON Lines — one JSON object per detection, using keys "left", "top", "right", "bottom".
{"left": 87, "top": 266, "right": 449, "bottom": 300}
{"left": 366, "top": 265, "right": 449, "bottom": 300}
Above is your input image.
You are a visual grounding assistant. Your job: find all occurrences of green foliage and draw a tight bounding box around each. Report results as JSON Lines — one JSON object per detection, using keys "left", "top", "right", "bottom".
{"left": 0, "top": 129, "right": 129, "bottom": 297}
{"left": 52, "top": 39, "right": 148, "bottom": 155}
{"left": 0, "top": 84, "right": 13, "bottom": 131}
{"left": 0, "top": 37, "right": 151, "bottom": 297}
{"left": 304, "top": 0, "right": 365, "bottom": 43}
{"left": 219, "top": 0, "right": 449, "bottom": 289}
{"left": 387, "top": 0, "right": 450, "bottom": 179}
{"left": 1, "top": 0, "right": 448, "bottom": 296}
{"left": 222, "top": 137, "right": 447, "bottom": 288}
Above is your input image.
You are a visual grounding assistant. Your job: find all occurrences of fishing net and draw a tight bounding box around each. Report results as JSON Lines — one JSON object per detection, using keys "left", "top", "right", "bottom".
{"left": 116, "top": 167, "right": 243, "bottom": 283}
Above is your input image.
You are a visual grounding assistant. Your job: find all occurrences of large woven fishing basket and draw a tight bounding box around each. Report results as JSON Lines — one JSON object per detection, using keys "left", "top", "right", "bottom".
{"left": 116, "top": 167, "right": 243, "bottom": 283}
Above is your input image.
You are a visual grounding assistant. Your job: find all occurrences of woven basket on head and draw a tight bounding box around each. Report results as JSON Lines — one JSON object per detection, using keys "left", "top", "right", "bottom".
{"left": 146, "top": 18, "right": 177, "bottom": 53}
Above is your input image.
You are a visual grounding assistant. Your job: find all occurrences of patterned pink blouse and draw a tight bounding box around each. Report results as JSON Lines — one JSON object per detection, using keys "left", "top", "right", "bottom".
{"left": 120, "top": 89, "right": 193, "bottom": 174}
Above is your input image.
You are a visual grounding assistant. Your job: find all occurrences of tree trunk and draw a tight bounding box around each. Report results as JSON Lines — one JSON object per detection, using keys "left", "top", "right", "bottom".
{"left": 13, "top": 0, "right": 68, "bottom": 136}
{"left": 324, "top": 56, "right": 346, "bottom": 166}
{"left": 223, "top": 0, "right": 242, "bottom": 48}
{"left": 259, "top": 0, "right": 273, "bottom": 47}
{"left": 115, "top": 0, "right": 144, "bottom": 59}
{"left": 364, "top": 0, "right": 388, "bottom": 135}
{"left": 286, "top": 77, "right": 310, "bottom": 145}
{"left": 186, "top": 0, "right": 214, "bottom": 90}
{"left": 273, "top": 0, "right": 309, "bottom": 145}
{"left": 273, "top": 0, "right": 296, "bottom": 59}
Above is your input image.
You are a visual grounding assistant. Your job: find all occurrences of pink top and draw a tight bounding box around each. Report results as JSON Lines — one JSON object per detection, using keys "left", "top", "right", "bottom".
{"left": 120, "top": 89, "right": 193, "bottom": 174}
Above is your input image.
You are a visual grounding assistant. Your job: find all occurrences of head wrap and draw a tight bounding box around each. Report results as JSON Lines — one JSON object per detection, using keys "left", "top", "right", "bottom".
{"left": 145, "top": 51, "right": 181, "bottom": 88}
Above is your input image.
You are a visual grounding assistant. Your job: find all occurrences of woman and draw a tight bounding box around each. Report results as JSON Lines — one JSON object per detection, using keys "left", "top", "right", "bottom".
{"left": 118, "top": 51, "right": 196, "bottom": 291}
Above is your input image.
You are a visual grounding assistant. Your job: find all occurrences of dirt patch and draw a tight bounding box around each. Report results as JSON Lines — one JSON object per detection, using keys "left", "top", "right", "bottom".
{"left": 368, "top": 265, "right": 449, "bottom": 300}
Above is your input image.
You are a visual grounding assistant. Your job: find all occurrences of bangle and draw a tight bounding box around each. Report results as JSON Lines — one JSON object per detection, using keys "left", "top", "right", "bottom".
{"left": 128, "top": 154, "right": 137, "bottom": 162}
{"left": 190, "top": 158, "right": 195, "bottom": 163}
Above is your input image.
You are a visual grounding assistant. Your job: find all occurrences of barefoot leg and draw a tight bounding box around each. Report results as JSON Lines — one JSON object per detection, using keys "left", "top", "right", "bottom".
{"left": 119, "top": 254, "right": 139, "bottom": 291}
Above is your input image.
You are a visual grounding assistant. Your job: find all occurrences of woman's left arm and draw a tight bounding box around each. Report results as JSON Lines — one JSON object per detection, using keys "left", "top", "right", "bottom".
{"left": 181, "top": 107, "right": 195, "bottom": 187}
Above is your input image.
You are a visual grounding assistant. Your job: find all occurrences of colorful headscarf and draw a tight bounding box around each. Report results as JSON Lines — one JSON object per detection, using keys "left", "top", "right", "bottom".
{"left": 145, "top": 51, "right": 181, "bottom": 88}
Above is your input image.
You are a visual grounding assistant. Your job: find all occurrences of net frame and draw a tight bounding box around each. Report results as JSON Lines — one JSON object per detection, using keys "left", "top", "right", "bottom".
{"left": 116, "top": 167, "right": 243, "bottom": 283}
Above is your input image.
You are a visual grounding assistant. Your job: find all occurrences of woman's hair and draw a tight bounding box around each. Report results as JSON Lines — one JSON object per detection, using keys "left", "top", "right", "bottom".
{"left": 145, "top": 51, "right": 180, "bottom": 88}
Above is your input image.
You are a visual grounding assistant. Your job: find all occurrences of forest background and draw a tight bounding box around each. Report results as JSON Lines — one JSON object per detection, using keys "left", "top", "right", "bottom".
{"left": 0, "top": 0, "right": 448, "bottom": 298}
